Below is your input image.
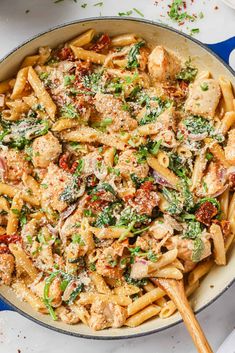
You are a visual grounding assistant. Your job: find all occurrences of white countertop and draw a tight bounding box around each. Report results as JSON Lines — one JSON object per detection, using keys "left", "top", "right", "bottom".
{"left": 0, "top": 1, "right": 234, "bottom": 352}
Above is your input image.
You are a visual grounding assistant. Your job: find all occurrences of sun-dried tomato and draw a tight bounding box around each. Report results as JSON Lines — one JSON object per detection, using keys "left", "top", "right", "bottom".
{"left": 140, "top": 181, "right": 154, "bottom": 192}
{"left": 195, "top": 201, "right": 218, "bottom": 226}
{"left": 0, "top": 234, "right": 21, "bottom": 244}
{"left": 90, "top": 33, "right": 111, "bottom": 52}
{"left": 87, "top": 174, "right": 98, "bottom": 187}
{"left": 59, "top": 153, "right": 70, "bottom": 172}
{"left": 56, "top": 47, "right": 75, "bottom": 61}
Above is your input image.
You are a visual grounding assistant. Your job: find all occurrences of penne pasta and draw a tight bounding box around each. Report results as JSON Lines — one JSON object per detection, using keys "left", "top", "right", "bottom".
{"left": 219, "top": 76, "right": 234, "bottom": 112}
{"left": 70, "top": 45, "right": 106, "bottom": 64}
{"left": 28, "top": 66, "right": 56, "bottom": 120}
{"left": 69, "top": 29, "right": 96, "bottom": 47}
{"left": 126, "top": 304, "right": 161, "bottom": 327}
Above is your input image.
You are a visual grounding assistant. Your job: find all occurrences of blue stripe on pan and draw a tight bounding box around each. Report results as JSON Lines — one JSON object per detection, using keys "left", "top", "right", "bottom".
{"left": 0, "top": 35, "right": 234, "bottom": 313}
{"left": 207, "top": 37, "right": 235, "bottom": 64}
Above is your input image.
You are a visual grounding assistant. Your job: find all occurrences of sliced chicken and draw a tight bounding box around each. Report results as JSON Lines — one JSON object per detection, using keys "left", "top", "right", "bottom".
{"left": 32, "top": 132, "right": 62, "bottom": 168}
{"left": 185, "top": 78, "right": 221, "bottom": 118}
{"left": 89, "top": 299, "right": 127, "bottom": 330}
{"left": 0, "top": 149, "right": 32, "bottom": 182}
{"left": 196, "top": 162, "right": 227, "bottom": 197}
{"left": 40, "top": 163, "right": 73, "bottom": 212}
{"left": 225, "top": 129, "right": 235, "bottom": 165}
{"left": 166, "top": 235, "right": 211, "bottom": 262}
{"left": 148, "top": 46, "right": 181, "bottom": 82}
{"left": 55, "top": 305, "right": 80, "bottom": 325}
{"left": 94, "top": 93, "right": 137, "bottom": 132}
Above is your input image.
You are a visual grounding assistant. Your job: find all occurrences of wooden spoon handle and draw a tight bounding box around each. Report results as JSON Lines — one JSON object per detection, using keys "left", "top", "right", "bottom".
{"left": 152, "top": 278, "right": 213, "bottom": 353}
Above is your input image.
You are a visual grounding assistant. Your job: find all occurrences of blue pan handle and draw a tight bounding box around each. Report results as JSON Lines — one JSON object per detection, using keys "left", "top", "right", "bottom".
{"left": 0, "top": 37, "right": 234, "bottom": 313}
{"left": 0, "top": 297, "right": 14, "bottom": 311}
{"left": 207, "top": 36, "right": 235, "bottom": 64}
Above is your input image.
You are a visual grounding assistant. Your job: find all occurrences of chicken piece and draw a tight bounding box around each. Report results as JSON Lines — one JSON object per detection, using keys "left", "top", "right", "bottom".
{"left": 89, "top": 299, "right": 127, "bottom": 330}
{"left": 225, "top": 129, "right": 235, "bottom": 165}
{"left": 148, "top": 218, "right": 174, "bottom": 240}
{"left": 59, "top": 209, "right": 82, "bottom": 244}
{"left": 94, "top": 93, "right": 137, "bottom": 133}
{"left": 166, "top": 235, "right": 211, "bottom": 262}
{"left": 95, "top": 246, "right": 123, "bottom": 279}
{"left": 196, "top": 162, "right": 227, "bottom": 197}
{"left": 0, "top": 149, "right": 32, "bottom": 182}
{"left": 0, "top": 254, "right": 14, "bottom": 285}
{"left": 82, "top": 151, "right": 107, "bottom": 180}
{"left": 32, "top": 132, "right": 62, "bottom": 168}
{"left": 31, "top": 276, "right": 62, "bottom": 307}
{"left": 138, "top": 46, "right": 150, "bottom": 71}
{"left": 116, "top": 149, "right": 149, "bottom": 179}
{"left": 148, "top": 46, "right": 181, "bottom": 82}
{"left": 55, "top": 305, "right": 80, "bottom": 324}
{"left": 40, "top": 163, "right": 73, "bottom": 212}
{"left": 185, "top": 78, "right": 221, "bottom": 118}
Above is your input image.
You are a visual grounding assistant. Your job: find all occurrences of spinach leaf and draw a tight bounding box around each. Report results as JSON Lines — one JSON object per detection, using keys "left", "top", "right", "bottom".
{"left": 126, "top": 41, "right": 145, "bottom": 69}
{"left": 162, "top": 187, "right": 183, "bottom": 215}
{"left": 139, "top": 97, "right": 171, "bottom": 126}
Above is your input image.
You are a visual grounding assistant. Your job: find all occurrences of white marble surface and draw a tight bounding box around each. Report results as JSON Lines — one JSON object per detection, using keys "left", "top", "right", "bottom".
{"left": 0, "top": 1, "right": 234, "bottom": 352}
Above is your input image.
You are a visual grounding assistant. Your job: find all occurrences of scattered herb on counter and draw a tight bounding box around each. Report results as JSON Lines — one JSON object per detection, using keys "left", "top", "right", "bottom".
{"left": 133, "top": 8, "right": 144, "bottom": 17}
{"left": 118, "top": 10, "right": 133, "bottom": 16}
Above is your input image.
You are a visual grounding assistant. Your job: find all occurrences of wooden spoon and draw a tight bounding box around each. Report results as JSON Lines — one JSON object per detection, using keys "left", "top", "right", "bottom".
{"left": 151, "top": 278, "right": 213, "bottom": 353}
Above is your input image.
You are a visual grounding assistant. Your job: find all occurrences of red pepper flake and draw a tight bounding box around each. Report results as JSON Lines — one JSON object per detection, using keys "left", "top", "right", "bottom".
{"left": 0, "top": 245, "right": 10, "bottom": 254}
{"left": 214, "top": 6, "right": 219, "bottom": 10}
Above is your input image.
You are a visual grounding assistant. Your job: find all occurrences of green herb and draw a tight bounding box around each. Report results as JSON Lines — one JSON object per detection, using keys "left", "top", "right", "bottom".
{"left": 64, "top": 75, "right": 75, "bottom": 86}
{"left": 133, "top": 8, "right": 144, "bottom": 17}
{"left": 43, "top": 272, "right": 60, "bottom": 320}
{"left": 41, "top": 183, "right": 48, "bottom": 189}
{"left": 39, "top": 72, "right": 49, "bottom": 81}
{"left": 92, "top": 118, "right": 113, "bottom": 131}
{"left": 94, "top": 2, "right": 103, "bottom": 6}
{"left": 162, "top": 187, "right": 183, "bottom": 215}
{"left": 94, "top": 202, "right": 121, "bottom": 228}
{"left": 107, "top": 167, "right": 120, "bottom": 176}
{"left": 190, "top": 28, "right": 200, "bottom": 36}
{"left": 130, "top": 173, "right": 154, "bottom": 188}
{"left": 59, "top": 178, "right": 81, "bottom": 204}
{"left": 200, "top": 82, "right": 209, "bottom": 91}
{"left": 117, "top": 207, "right": 150, "bottom": 228}
{"left": 118, "top": 10, "right": 133, "bottom": 16}
{"left": 26, "top": 235, "right": 33, "bottom": 244}
{"left": 139, "top": 97, "right": 171, "bottom": 125}
{"left": 81, "top": 3, "right": 87, "bottom": 8}
{"left": 60, "top": 279, "right": 69, "bottom": 292}
{"left": 74, "top": 159, "right": 84, "bottom": 176}
{"left": 192, "top": 237, "right": 204, "bottom": 262}
{"left": 184, "top": 220, "right": 202, "bottom": 240}
{"left": 197, "top": 197, "right": 220, "bottom": 211}
{"left": 60, "top": 104, "right": 79, "bottom": 119}
{"left": 176, "top": 59, "right": 198, "bottom": 82}
{"left": 67, "top": 283, "right": 84, "bottom": 304}
{"left": 92, "top": 183, "right": 117, "bottom": 197}
{"left": 206, "top": 152, "right": 213, "bottom": 161}
{"left": 83, "top": 209, "right": 95, "bottom": 217}
{"left": 126, "top": 41, "right": 145, "bottom": 69}
{"left": 183, "top": 115, "right": 213, "bottom": 135}
{"left": 72, "top": 234, "right": 85, "bottom": 245}
{"left": 11, "top": 209, "right": 20, "bottom": 215}
{"left": 89, "top": 262, "right": 96, "bottom": 271}
{"left": 168, "top": 0, "right": 195, "bottom": 23}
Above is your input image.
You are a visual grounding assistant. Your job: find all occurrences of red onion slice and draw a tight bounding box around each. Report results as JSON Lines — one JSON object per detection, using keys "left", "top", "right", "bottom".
{"left": 152, "top": 170, "right": 175, "bottom": 189}
{"left": 60, "top": 202, "right": 78, "bottom": 221}
{"left": 188, "top": 132, "right": 208, "bottom": 141}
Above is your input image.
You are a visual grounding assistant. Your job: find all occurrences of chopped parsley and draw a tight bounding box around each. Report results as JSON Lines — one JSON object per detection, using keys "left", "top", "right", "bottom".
{"left": 183, "top": 115, "right": 213, "bottom": 135}
{"left": 94, "top": 2, "right": 103, "bottom": 6}
{"left": 139, "top": 97, "right": 171, "bottom": 125}
{"left": 64, "top": 75, "right": 75, "bottom": 86}
{"left": 133, "top": 8, "right": 144, "bottom": 17}
{"left": 118, "top": 10, "right": 133, "bottom": 16}
{"left": 176, "top": 59, "right": 198, "bottom": 82}
{"left": 200, "top": 82, "right": 209, "bottom": 91}
{"left": 190, "top": 28, "right": 200, "bottom": 36}
{"left": 168, "top": 0, "right": 195, "bottom": 23}
{"left": 60, "top": 104, "right": 79, "bottom": 119}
